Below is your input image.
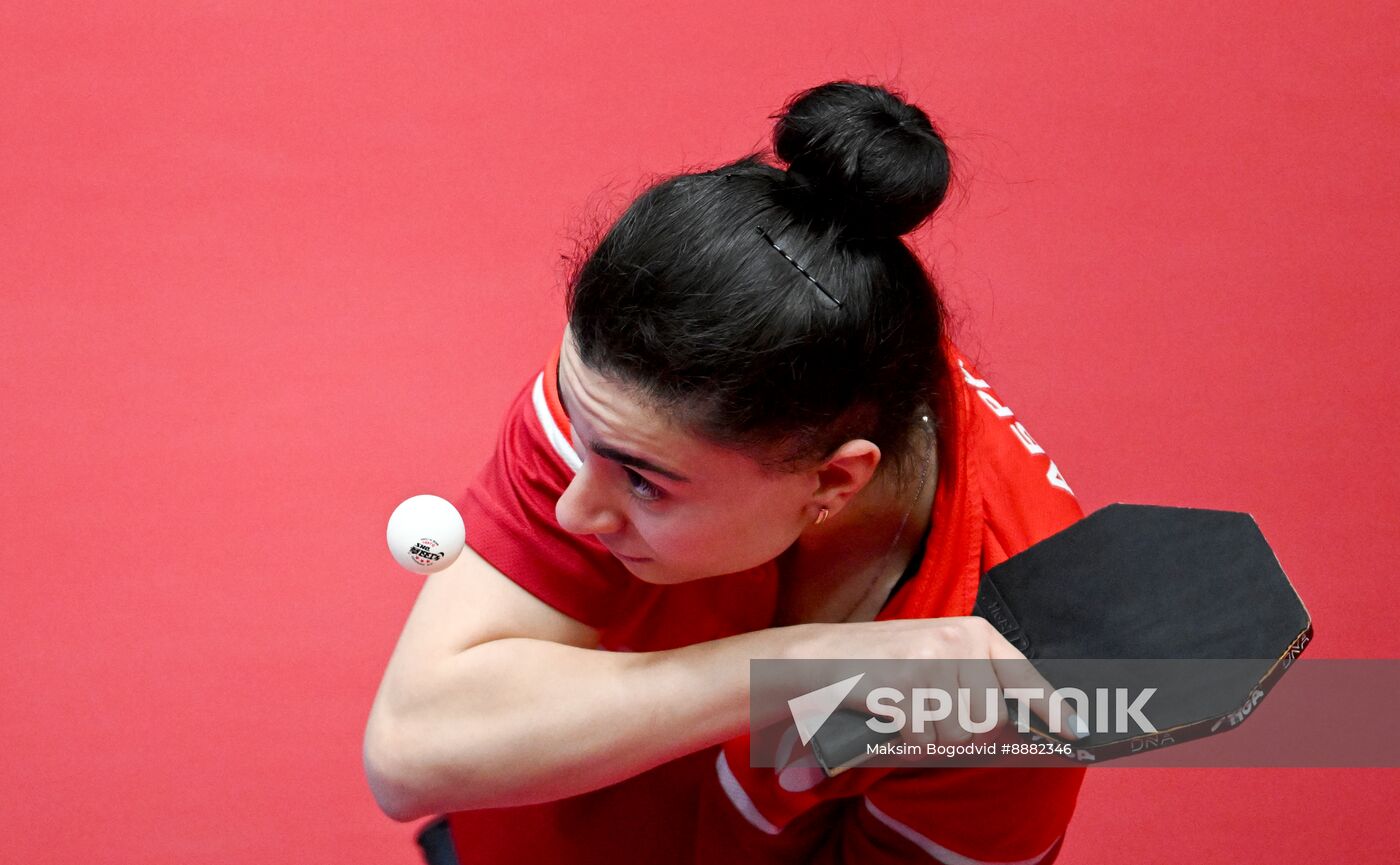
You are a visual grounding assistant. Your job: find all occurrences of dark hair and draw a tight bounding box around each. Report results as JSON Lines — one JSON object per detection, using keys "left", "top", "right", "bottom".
{"left": 566, "top": 81, "right": 954, "bottom": 478}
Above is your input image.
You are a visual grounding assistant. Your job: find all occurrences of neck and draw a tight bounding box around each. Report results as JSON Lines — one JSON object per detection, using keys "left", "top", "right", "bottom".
{"left": 775, "top": 428, "right": 938, "bottom": 625}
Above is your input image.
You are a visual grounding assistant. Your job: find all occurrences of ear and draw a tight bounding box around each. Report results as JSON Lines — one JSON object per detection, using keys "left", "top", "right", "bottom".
{"left": 809, "top": 439, "right": 882, "bottom": 516}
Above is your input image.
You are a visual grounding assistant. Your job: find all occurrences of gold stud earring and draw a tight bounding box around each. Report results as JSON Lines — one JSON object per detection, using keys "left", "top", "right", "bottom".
{"left": 814, "top": 507, "right": 829, "bottom": 525}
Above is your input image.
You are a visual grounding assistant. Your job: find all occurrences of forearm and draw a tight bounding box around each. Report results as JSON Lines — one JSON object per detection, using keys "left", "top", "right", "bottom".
{"left": 369, "top": 622, "right": 827, "bottom": 817}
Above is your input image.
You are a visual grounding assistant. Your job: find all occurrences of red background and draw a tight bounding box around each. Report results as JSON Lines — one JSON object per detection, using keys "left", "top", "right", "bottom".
{"left": 3, "top": 3, "right": 1397, "bottom": 862}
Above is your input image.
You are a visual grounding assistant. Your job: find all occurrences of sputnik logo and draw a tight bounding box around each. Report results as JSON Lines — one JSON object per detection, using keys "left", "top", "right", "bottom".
{"left": 787, "top": 674, "right": 865, "bottom": 745}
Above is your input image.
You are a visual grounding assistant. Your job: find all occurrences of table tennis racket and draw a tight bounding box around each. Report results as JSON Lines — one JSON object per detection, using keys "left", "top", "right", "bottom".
{"left": 809, "top": 503, "right": 1314, "bottom": 775}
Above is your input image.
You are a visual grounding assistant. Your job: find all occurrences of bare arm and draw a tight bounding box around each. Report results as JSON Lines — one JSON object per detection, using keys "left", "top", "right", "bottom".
{"left": 362, "top": 546, "right": 1041, "bottom": 822}
{"left": 362, "top": 546, "right": 823, "bottom": 820}
{"left": 371, "top": 624, "right": 830, "bottom": 819}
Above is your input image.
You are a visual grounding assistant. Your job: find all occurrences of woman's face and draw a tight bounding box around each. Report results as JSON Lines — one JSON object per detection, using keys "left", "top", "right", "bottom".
{"left": 555, "top": 331, "right": 853, "bottom": 584}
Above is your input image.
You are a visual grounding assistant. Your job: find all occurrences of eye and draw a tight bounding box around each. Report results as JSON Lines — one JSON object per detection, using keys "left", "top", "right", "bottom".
{"left": 623, "top": 467, "right": 665, "bottom": 502}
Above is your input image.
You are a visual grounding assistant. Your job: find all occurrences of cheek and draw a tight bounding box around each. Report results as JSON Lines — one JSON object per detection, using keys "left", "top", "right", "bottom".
{"left": 636, "top": 496, "right": 805, "bottom": 573}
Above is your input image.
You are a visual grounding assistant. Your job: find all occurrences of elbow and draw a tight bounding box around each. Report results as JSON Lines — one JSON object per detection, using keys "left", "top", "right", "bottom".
{"left": 366, "top": 766, "right": 426, "bottom": 824}
{"left": 363, "top": 704, "right": 504, "bottom": 821}
{"left": 363, "top": 711, "right": 433, "bottom": 823}
{"left": 363, "top": 669, "right": 522, "bottom": 817}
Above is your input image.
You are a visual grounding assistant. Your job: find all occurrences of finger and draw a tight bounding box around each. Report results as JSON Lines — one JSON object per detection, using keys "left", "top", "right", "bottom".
{"left": 934, "top": 663, "right": 973, "bottom": 746}
{"left": 958, "top": 659, "right": 1006, "bottom": 739}
{"left": 893, "top": 660, "right": 945, "bottom": 751}
{"left": 986, "top": 636, "right": 1085, "bottom": 740}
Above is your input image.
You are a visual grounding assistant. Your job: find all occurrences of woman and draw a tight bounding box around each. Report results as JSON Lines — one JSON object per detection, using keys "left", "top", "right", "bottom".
{"left": 365, "top": 80, "right": 1086, "bottom": 864}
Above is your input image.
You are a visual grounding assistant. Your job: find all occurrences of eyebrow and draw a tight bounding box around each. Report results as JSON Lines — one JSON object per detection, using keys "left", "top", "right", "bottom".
{"left": 556, "top": 367, "right": 692, "bottom": 483}
{"left": 590, "top": 443, "right": 691, "bottom": 483}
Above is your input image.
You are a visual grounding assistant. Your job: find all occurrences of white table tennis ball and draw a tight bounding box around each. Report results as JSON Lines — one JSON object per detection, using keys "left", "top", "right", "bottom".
{"left": 387, "top": 495, "right": 466, "bottom": 575}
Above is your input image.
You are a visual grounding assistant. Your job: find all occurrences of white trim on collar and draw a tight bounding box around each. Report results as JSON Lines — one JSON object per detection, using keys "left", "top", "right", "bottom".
{"left": 532, "top": 372, "right": 581, "bottom": 472}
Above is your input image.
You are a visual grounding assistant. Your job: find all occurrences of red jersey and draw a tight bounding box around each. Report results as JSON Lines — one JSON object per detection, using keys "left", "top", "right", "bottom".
{"left": 448, "top": 336, "right": 1086, "bottom": 864}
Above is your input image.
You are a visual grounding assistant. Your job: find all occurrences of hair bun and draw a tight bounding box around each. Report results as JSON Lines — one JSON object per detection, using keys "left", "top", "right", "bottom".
{"left": 773, "top": 81, "right": 951, "bottom": 238}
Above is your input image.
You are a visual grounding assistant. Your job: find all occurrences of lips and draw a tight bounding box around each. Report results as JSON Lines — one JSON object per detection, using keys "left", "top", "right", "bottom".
{"left": 599, "top": 538, "right": 651, "bottom": 563}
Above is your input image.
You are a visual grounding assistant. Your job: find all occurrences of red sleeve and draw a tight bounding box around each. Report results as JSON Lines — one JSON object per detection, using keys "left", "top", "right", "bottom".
{"left": 457, "top": 371, "right": 643, "bottom": 630}
{"left": 813, "top": 767, "right": 1085, "bottom": 864}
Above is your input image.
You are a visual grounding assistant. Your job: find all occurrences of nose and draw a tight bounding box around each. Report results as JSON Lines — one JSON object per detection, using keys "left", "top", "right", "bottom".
{"left": 555, "top": 458, "right": 626, "bottom": 537}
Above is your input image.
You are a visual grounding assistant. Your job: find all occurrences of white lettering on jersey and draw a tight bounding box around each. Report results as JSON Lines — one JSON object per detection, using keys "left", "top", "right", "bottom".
{"left": 976, "top": 389, "right": 1015, "bottom": 418}
{"left": 958, "top": 359, "right": 1074, "bottom": 496}
{"left": 1010, "top": 421, "right": 1045, "bottom": 455}
{"left": 959, "top": 363, "right": 991, "bottom": 390}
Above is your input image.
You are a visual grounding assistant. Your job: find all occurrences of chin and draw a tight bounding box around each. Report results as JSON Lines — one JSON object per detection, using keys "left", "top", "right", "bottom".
{"left": 615, "top": 556, "right": 695, "bottom": 585}
{"left": 623, "top": 563, "right": 688, "bottom": 585}
{"left": 619, "top": 556, "right": 747, "bottom": 587}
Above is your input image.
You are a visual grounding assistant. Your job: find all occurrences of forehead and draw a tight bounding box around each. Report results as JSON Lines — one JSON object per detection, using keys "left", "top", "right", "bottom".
{"left": 558, "top": 333, "right": 760, "bottom": 482}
